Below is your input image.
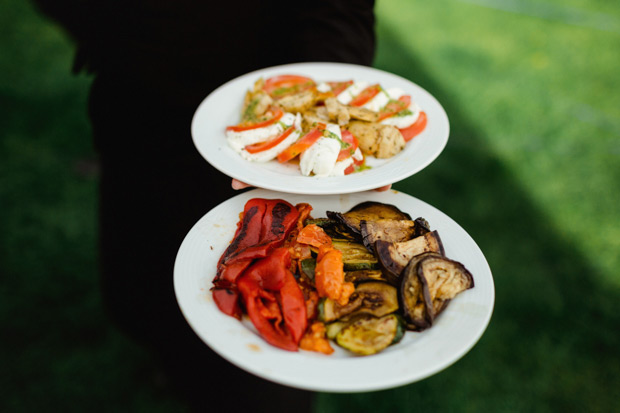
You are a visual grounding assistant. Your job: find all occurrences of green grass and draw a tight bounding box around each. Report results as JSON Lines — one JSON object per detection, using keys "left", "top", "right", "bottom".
{"left": 2, "top": 0, "right": 619, "bottom": 411}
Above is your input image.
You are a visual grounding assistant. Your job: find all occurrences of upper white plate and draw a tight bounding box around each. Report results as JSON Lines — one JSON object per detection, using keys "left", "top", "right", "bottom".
{"left": 191, "top": 62, "right": 449, "bottom": 195}
{"left": 174, "top": 189, "right": 494, "bottom": 392}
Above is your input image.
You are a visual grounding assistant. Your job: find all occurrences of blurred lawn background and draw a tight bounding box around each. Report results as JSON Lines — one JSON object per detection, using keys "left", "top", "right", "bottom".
{"left": 1, "top": 0, "right": 619, "bottom": 411}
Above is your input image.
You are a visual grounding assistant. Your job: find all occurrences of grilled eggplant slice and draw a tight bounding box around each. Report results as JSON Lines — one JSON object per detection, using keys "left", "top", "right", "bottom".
{"left": 319, "top": 281, "right": 399, "bottom": 322}
{"left": 376, "top": 230, "right": 445, "bottom": 281}
{"left": 327, "top": 201, "right": 412, "bottom": 237}
{"left": 304, "top": 217, "right": 338, "bottom": 227}
{"left": 360, "top": 218, "right": 431, "bottom": 253}
{"left": 400, "top": 252, "right": 474, "bottom": 330}
{"left": 336, "top": 314, "right": 401, "bottom": 356}
{"left": 413, "top": 217, "right": 431, "bottom": 235}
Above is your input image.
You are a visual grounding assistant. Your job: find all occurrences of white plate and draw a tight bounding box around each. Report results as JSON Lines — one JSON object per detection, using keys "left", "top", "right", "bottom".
{"left": 174, "top": 189, "right": 494, "bottom": 392}
{"left": 191, "top": 62, "right": 449, "bottom": 195}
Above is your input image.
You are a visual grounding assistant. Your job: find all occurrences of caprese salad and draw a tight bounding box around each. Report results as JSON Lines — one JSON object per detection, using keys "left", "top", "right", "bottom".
{"left": 225, "top": 74, "right": 427, "bottom": 177}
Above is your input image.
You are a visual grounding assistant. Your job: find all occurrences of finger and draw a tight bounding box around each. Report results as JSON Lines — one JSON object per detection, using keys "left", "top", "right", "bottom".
{"left": 374, "top": 184, "right": 392, "bottom": 192}
{"left": 231, "top": 179, "right": 253, "bottom": 190}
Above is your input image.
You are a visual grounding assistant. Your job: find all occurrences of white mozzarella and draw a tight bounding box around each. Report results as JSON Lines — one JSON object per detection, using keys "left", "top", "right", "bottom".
{"left": 336, "top": 81, "right": 369, "bottom": 105}
{"left": 316, "top": 82, "right": 331, "bottom": 93}
{"left": 352, "top": 147, "right": 364, "bottom": 161}
{"left": 324, "top": 122, "right": 342, "bottom": 140}
{"left": 384, "top": 87, "right": 406, "bottom": 100}
{"left": 299, "top": 136, "right": 341, "bottom": 177}
{"left": 238, "top": 129, "right": 301, "bottom": 163}
{"left": 226, "top": 112, "right": 297, "bottom": 152}
{"left": 330, "top": 156, "right": 354, "bottom": 176}
{"left": 362, "top": 89, "right": 390, "bottom": 112}
{"left": 380, "top": 101, "right": 421, "bottom": 129}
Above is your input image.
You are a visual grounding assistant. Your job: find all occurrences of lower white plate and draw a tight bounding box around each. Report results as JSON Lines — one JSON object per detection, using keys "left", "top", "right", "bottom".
{"left": 174, "top": 189, "right": 494, "bottom": 392}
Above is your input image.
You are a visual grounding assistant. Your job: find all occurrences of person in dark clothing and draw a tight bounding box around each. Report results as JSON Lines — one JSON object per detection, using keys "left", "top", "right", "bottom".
{"left": 32, "top": 1, "right": 377, "bottom": 410}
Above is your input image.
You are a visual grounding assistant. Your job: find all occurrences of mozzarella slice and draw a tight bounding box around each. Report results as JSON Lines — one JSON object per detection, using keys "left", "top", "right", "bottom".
{"left": 362, "top": 89, "right": 390, "bottom": 112}
{"left": 384, "top": 87, "right": 406, "bottom": 100}
{"left": 380, "top": 101, "right": 421, "bottom": 129}
{"left": 226, "top": 112, "right": 297, "bottom": 152}
{"left": 330, "top": 156, "right": 354, "bottom": 176}
{"left": 299, "top": 123, "right": 342, "bottom": 177}
{"left": 336, "top": 81, "right": 369, "bottom": 105}
{"left": 316, "top": 82, "right": 331, "bottom": 93}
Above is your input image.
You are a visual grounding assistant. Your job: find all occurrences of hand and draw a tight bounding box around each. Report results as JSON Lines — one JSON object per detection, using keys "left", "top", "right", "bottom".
{"left": 231, "top": 179, "right": 391, "bottom": 192}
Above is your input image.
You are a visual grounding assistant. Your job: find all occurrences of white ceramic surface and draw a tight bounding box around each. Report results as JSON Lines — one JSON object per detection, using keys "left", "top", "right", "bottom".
{"left": 174, "top": 189, "right": 494, "bottom": 392}
{"left": 191, "top": 62, "right": 449, "bottom": 194}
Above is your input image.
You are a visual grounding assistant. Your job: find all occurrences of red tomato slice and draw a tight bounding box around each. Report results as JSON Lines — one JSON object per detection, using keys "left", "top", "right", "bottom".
{"left": 399, "top": 111, "right": 428, "bottom": 142}
{"left": 344, "top": 152, "right": 365, "bottom": 175}
{"left": 245, "top": 126, "right": 295, "bottom": 154}
{"left": 226, "top": 107, "right": 284, "bottom": 132}
{"left": 378, "top": 95, "right": 412, "bottom": 121}
{"left": 263, "top": 75, "right": 316, "bottom": 98}
{"left": 349, "top": 84, "right": 381, "bottom": 107}
{"left": 337, "top": 130, "right": 359, "bottom": 162}
{"left": 276, "top": 125, "right": 325, "bottom": 163}
{"left": 327, "top": 80, "right": 353, "bottom": 96}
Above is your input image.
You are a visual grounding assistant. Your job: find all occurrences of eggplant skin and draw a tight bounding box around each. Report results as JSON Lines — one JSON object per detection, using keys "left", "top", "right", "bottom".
{"left": 360, "top": 219, "right": 419, "bottom": 253}
{"left": 327, "top": 201, "right": 412, "bottom": 236}
{"left": 399, "top": 254, "right": 431, "bottom": 330}
{"left": 400, "top": 252, "right": 474, "bottom": 331}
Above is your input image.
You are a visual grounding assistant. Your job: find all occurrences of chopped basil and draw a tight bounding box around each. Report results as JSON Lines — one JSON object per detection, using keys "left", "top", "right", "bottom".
{"left": 394, "top": 109, "right": 413, "bottom": 117}
{"left": 322, "top": 130, "right": 348, "bottom": 148}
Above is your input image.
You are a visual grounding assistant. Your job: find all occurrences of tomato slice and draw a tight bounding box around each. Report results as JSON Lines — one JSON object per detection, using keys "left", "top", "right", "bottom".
{"left": 263, "top": 75, "right": 316, "bottom": 98}
{"left": 378, "top": 95, "right": 412, "bottom": 121}
{"left": 344, "top": 152, "right": 365, "bottom": 175}
{"left": 399, "top": 111, "right": 427, "bottom": 142}
{"left": 327, "top": 80, "right": 353, "bottom": 96}
{"left": 226, "top": 106, "right": 284, "bottom": 132}
{"left": 244, "top": 126, "right": 295, "bottom": 154}
{"left": 276, "top": 124, "right": 325, "bottom": 163}
{"left": 349, "top": 84, "right": 381, "bottom": 107}
{"left": 337, "top": 130, "right": 359, "bottom": 161}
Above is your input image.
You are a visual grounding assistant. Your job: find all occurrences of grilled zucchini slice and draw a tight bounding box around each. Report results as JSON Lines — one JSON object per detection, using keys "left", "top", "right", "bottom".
{"left": 319, "top": 281, "right": 398, "bottom": 322}
{"left": 336, "top": 314, "right": 401, "bottom": 356}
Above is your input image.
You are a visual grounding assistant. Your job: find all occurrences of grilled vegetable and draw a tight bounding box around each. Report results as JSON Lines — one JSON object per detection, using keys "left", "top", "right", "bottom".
{"left": 327, "top": 201, "right": 412, "bottom": 237}
{"left": 300, "top": 258, "right": 316, "bottom": 280}
{"left": 319, "top": 281, "right": 398, "bottom": 322}
{"left": 400, "top": 252, "right": 474, "bottom": 331}
{"left": 304, "top": 217, "right": 338, "bottom": 227}
{"left": 376, "top": 230, "right": 445, "bottom": 281}
{"left": 344, "top": 269, "right": 392, "bottom": 284}
{"left": 336, "top": 314, "right": 402, "bottom": 356}
{"left": 304, "top": 218, "right": 358, "bottom": 241}
{"left": 325, "top": 319, "right": 349, "bottom": 340}
{"left": 332, "top": 240, "right": 379, "bottom": 271}
{"left": 360, "top": 219, "right": 420, "bottom": 253}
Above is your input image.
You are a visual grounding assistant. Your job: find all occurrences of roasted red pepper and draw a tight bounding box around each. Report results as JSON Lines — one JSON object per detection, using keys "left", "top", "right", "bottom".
{"left": 222, "top": 199, "right": 300, "bottom": 265}
{"left": 237, "top": 248, "right": 307, "bottom": 351}
{"left": 213, "top": 198, "right": 300, "bottom": 318}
